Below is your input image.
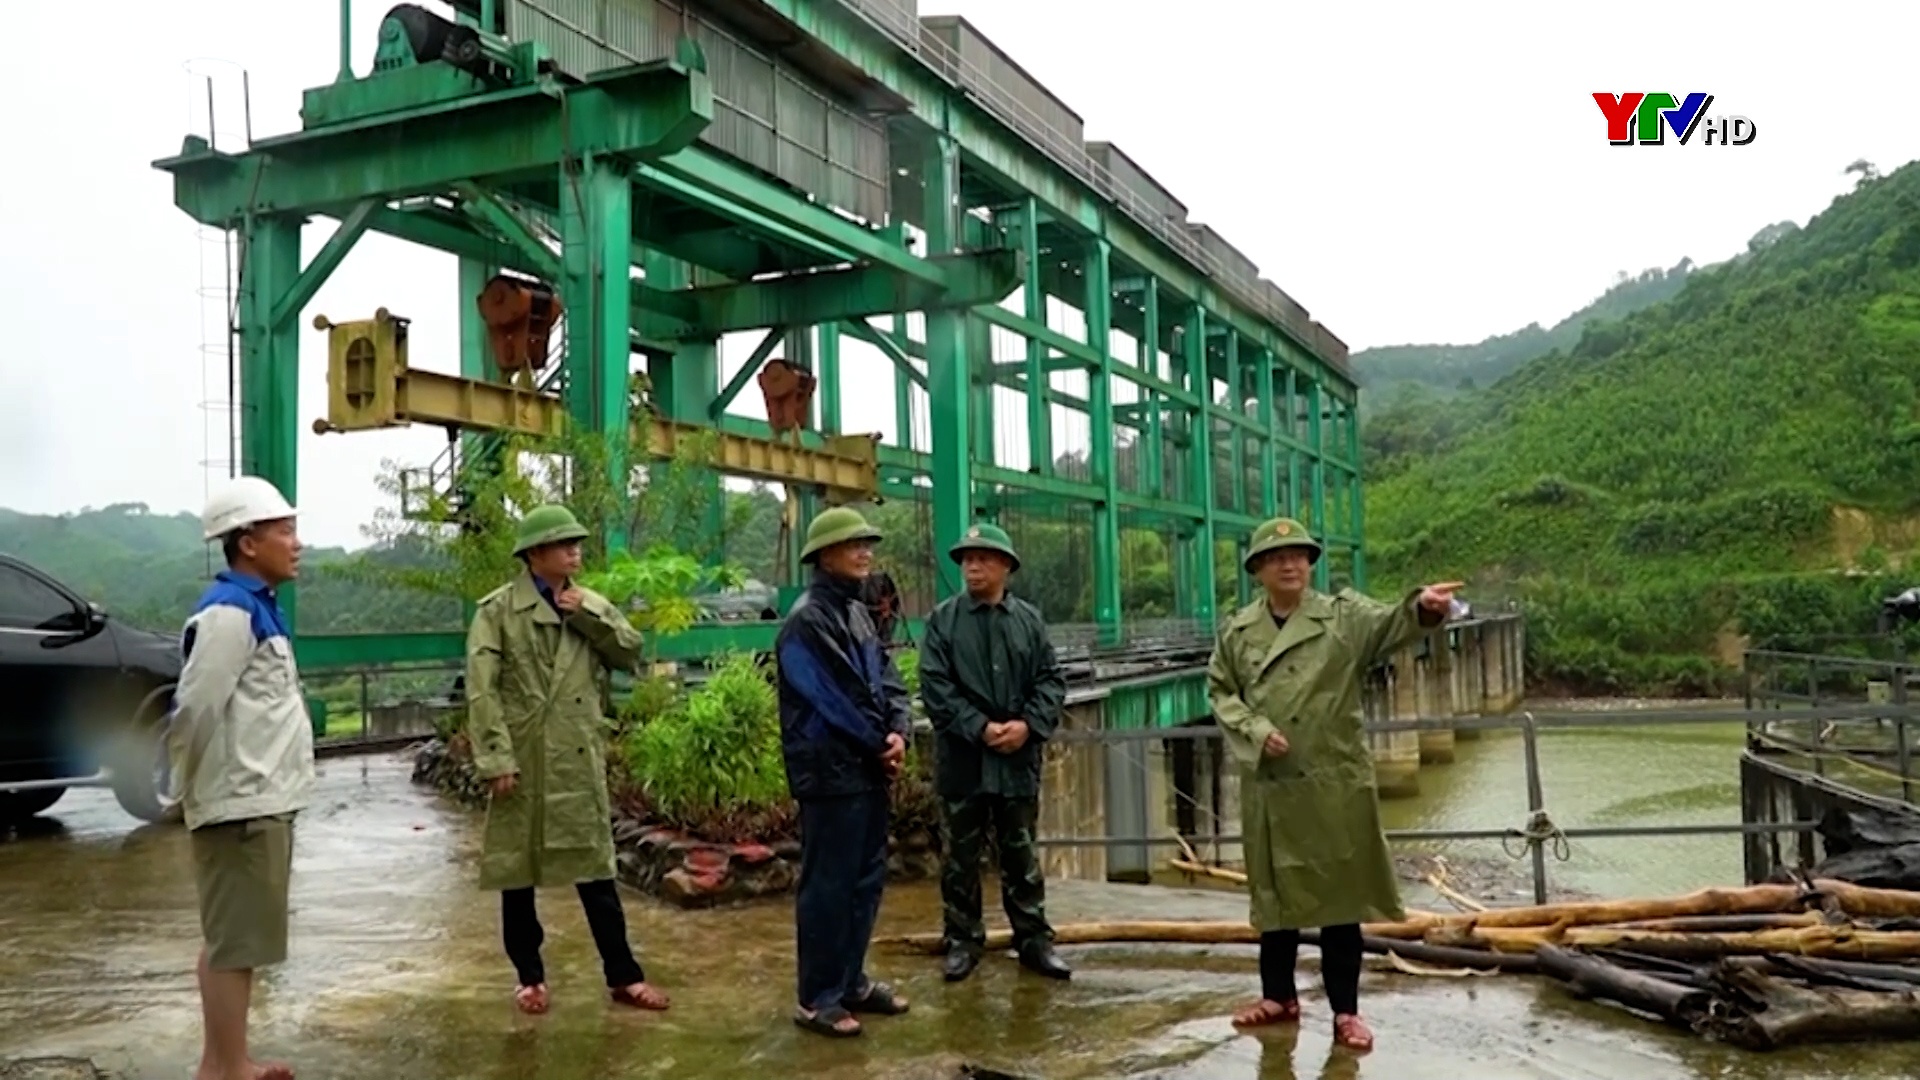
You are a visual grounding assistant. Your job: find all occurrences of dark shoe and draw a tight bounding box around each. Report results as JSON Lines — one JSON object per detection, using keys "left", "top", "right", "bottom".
{"left": 944, "top": 947, "right": 981, "bottom": 982}
{"left": 1018, "top": 944, "right": 1072, "bottom": 980}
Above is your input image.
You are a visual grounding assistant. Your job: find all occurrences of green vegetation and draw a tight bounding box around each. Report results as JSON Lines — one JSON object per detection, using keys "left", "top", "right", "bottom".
{"left": 1364, "top": 158, "right": 1920, "bottom": 692}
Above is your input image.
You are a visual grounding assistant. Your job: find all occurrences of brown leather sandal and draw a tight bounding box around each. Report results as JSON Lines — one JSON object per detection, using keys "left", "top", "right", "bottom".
{"left": 1231, "top": 998, "right": 1301, "bottom": 1027}
{"left": 1333, "top": 1013, "right": 1374, "bottom": 1051}
{"left": 610, "top": 982, "right": 671, "bottom": 1010}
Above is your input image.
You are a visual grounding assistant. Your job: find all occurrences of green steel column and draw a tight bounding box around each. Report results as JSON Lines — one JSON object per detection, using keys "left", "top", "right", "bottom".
{"left": 1309, "top": 380, "right": 1329, "bottom": 591}
{"left": 785, "top": 327, "right": 819, "bottom": 585}
{"left": 1256, "top": 348, "right": 1277, "bottom": 515}
{"left": 1185, "top": 307, "right": 1217, "bottom": 625}
{"left": 1225, "top": 333, "right": 1244, "bottom": 517}
{"left": 560, "top": 157, "right": 634, "bottom": 552}
{"left": 1085, "top": 239, "right": 1122, "bottom": 644}
{"left": 968, "top": 314, "right": 995, "bottom": 457}
{"left": 892, "top": 311, "right": 914, "bottom": 454}
{"left": 1347, "top": 396, "right": 1368, "bottom": 590}
{"left": 646, "top": 253, "right": 724, "bottom": 558}
{"left": 817, "top": 321, "right": 841, "bottom": 435}
{"left": 337, "top": 0, "right": 353, "bottom": 82}
{"left": 1021, "top": 198, "right": 1050, "bottom": 474}
{"left": 924, "top": 135, "right": 972, "bottom": 601}
{"left": 457, "top": 257, "right": 496, "bottom": 622}
{"left": 1286, "top": 368, "right": 1303, "bottom": 519}
{"left": 237, "top": 214, "right": 302, "bottom": 627}
{"left": 1141, "top": 281, "right": 1162, "bottom": 497}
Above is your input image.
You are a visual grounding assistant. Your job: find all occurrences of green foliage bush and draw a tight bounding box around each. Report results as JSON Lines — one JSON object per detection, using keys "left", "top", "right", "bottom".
{"left": 621, "top": 652, "right": 791, "bottom": 839}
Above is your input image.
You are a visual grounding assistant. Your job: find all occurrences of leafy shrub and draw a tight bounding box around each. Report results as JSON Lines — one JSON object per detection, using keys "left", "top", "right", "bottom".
{"left": 621, "top": 652, "right": 790, "bottom": 840}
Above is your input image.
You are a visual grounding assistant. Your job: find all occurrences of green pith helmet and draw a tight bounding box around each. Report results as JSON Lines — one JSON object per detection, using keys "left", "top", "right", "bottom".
{"left": 949, "top": 522, "right": 1020, "bottom": 571}
{"left": 513, "top": 504, "right": 590, "bottom": 556}
{"left": 800, "top": 506, "right": 883, "bottom": 564}
{"left": 1243, "top": 516, "right": 1322, "bottom": 572}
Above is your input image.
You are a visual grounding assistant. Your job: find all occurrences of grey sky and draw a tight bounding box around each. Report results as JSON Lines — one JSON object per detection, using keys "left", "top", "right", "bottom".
{"left": 5, "top": 0, "right": 1915, "bottom": 550}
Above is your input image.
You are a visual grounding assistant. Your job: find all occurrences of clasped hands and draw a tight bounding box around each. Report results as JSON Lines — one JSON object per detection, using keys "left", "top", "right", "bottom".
{"left": 984, "top": 719, "right": 1031, "bottom": 754}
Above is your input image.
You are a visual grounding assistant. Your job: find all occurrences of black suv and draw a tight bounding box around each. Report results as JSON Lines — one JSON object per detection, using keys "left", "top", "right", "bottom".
{"left": 0, "top": 554, "right": 182, "bottom": 825}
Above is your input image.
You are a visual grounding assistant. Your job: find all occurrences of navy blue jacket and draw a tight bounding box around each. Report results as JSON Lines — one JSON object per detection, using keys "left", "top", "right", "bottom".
{"left": 776, "top": 570, "right": 913, "bottom": 800}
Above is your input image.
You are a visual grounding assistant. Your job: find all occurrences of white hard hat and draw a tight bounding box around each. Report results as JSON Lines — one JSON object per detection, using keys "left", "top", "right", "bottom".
{"left": 203, "top": 476, "right": 298, "bottom": 541}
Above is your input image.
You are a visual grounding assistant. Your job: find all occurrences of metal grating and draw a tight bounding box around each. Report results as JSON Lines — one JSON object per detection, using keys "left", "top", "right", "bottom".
{"left": 505, "top": 0, "right": 891, "bottom": 225}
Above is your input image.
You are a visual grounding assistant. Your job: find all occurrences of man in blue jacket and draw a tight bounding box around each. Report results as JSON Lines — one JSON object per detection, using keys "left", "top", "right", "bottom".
{"left": 776, "top": 507, "right": 914, "bottom": 1039}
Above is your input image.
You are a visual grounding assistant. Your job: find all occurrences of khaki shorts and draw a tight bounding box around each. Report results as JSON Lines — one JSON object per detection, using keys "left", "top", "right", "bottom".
{"left": 191, "top": 814, "right": 295, "bottom": 971}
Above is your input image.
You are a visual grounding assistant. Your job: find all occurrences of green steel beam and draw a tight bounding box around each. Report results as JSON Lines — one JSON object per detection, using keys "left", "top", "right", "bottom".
{"left": 453, "top": 182, "right": 562, "bottom": 280}
{"left": 742, "top": 0, "right": 1353, "bottom": 395}
{"left": 842, "top": 319, "right": 928, "bottom": 390}
{"left": 710, "top": 327, "right": 785, "bottom": 419}
{"left": 272, "top": 199, "right": 375, "bottom": 329}
{"left": 1348, "top": 398, "right": 1368, "bottom": 590}
{"left": 293, "top": 619, "right": 932, "bottom": 671}
{"left": 156, "top": 62, "right": 712, "bottom": 225}
{"left": 1256, "top": 346, "right": 1278, "bottom": 515}
{"left": 635, "top": 150, "right": 943, "bottom": 287}
{"left": 560, "top": 155, "right": 633, "bottom": 549}
{"left": 680, "top": 250, "right": 1021, "bottom": 337}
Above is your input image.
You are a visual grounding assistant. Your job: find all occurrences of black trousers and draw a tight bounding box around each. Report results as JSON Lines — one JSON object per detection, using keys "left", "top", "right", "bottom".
{"left": 1261, "top": 924, "right": 1362, "bottom": 1015}
{"left": 501, "top": 879, "right": 646, "bottom": 989}
{"left": 794, "top": 788, "right": 891, "bottom": 1012}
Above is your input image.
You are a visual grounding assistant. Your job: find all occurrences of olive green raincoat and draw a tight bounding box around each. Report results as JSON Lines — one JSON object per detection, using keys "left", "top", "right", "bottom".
{"left": 1208, "top": 587, "right": 1438, "bottom": 930}
{"left": 465, "top": 574, "right": 641, "bottom": 891}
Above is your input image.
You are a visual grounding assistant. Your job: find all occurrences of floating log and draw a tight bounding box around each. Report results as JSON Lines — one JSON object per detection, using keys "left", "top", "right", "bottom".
{"left": 1535, "top": 945, "right": 1712, "bottom": 1026}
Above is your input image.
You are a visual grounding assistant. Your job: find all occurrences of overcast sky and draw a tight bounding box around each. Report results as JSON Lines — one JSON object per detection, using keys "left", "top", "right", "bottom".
{"left": 4, "top": 0, "right": 1915, "bottom": 550}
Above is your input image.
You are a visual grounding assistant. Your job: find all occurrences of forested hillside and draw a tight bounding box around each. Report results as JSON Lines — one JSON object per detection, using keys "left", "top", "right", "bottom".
{"left": 1352, "top": 260, "right": 1699, "bottom": 405}
{"left": 1364, "top": 160, "right": 1920, "bottom": 691}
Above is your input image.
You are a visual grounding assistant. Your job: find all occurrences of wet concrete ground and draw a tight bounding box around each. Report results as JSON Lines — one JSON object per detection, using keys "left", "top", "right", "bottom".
{"left": 3, "top": 752, "right": 1919, "bottom": 1079}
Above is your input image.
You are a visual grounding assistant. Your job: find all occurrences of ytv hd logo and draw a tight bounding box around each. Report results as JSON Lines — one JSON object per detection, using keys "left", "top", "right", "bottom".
{"left": 1593, "top": 93, "right": 1756, "bottom": 146}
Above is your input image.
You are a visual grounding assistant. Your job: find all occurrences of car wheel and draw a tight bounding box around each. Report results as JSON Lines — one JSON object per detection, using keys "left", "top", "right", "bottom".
{"left": 0, "top": 787, "right": 67, "bottom": 824}
{"left": 109, "top": 683, "right": 181, "bottom": 825}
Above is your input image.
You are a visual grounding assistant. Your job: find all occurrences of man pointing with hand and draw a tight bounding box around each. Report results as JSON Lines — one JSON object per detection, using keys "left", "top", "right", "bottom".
{"left": 920, "top": 524, "right": 1070, "bottom": 983}
{"left": 1207, "top": 516, "right": 1459, "bottom": 1054}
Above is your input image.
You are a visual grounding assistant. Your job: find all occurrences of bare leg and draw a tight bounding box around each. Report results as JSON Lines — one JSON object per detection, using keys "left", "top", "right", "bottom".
{"left": 195, "top": 948, "right": 292, "bottom": 1080}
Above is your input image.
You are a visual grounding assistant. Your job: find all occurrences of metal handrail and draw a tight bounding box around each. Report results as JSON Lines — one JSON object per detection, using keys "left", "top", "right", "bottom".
{"left": 830, "top": 0, "right": 1343, "bottom": 373}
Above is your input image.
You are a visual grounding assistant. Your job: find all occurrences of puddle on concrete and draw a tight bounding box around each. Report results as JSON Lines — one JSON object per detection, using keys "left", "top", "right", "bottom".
{"left": 3, "top": 752, "right": 1920, "bottom": 1079}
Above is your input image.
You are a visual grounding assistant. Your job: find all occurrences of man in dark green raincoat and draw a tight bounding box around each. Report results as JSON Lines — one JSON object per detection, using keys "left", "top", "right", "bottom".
{"left": 466, "top": 504, "right": 670, "bottom": 1016}
{"left": 1207, "top": 516, "right": 1459, "bottom": 1053}
{"left": 919, "top": 523, "right": 1071, "bottom": 982}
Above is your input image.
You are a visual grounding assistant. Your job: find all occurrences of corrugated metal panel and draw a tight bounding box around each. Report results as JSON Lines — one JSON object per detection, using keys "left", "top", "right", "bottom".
{"left": 504, "top": 0, "right": 889, "bottom": 223}
{"left": 919, "top": 16, "right": 1083, "bottom": 157}
{"left": 1086, "top": 142, "right": 1186, "bottom": 226}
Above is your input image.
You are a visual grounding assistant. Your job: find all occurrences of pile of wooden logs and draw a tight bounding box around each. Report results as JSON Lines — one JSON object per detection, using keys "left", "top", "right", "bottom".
{"left": 874, "top": 877, "right": 1920, "bottom": 1050}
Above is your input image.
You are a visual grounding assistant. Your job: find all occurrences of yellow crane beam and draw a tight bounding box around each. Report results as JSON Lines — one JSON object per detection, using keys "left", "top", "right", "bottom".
{"left": 312, "top": 309, "right": 878, "bottom": 504}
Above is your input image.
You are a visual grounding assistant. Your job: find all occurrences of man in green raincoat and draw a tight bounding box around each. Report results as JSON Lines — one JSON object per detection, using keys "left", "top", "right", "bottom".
{"left": 465, "top": 504, "right": 670, "bottom": 1016}
{"left": 1207, "top": 516, "right": 1459, "bottom": 1053}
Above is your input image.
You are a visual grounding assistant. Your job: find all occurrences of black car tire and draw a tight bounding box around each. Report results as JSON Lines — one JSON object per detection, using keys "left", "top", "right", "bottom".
{"left": 109, "top": 683, "right": 180, "bottom": 825}
{"left": 0, "top": 787, "right": 66, "bottom": 824}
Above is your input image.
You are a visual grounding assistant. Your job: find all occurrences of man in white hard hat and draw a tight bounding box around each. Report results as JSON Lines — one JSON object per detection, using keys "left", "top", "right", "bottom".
{"left": 171, "top": 475, "right": 313, "bottom": 1080}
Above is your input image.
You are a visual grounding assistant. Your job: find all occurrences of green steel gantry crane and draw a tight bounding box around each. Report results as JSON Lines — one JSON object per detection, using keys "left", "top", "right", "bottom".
{"left": 154, "top": 0, "right": 1366, "bottom": 670}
